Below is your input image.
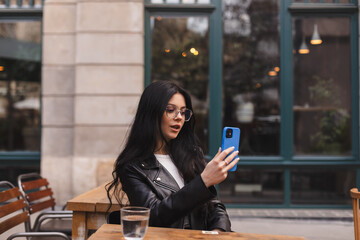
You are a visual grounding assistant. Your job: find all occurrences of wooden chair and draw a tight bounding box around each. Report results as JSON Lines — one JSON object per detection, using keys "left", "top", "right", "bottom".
{"left": 107, "top": 210, "right": 121, "bottom": 224}
{"left": 17, "top": 172, "right": 72, "bottom": 234}
{"left": 0, "top": 181, "right": 70, "bottom": 240}
{"left": 351, "top": 188, "right": 360, "bottom": 240}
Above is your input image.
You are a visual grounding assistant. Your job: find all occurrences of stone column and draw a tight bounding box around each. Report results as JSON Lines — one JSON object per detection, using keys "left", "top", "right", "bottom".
{"left": 41, "top": 0, "right": 77, "bottom": 204}
{"left": 72, "top": 0, "right": 144, "bottom": 196}
{"left": 42, "top": 0, "right": 144, "bottom": 204}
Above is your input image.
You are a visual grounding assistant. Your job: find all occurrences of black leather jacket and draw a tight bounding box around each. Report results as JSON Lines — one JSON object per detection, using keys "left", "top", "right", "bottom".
{"left": 119, "top": 155, "right": 231, "bottom": 231}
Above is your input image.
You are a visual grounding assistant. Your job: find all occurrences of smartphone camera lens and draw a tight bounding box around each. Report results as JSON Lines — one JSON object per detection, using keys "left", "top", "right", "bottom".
{"left": 226, "top": 129, "right": 232, "bottom": 138}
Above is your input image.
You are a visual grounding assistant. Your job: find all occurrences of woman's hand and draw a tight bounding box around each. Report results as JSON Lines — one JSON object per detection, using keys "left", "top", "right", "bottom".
{"left": 200, "top": 147, "right": 239, "bottom": 188}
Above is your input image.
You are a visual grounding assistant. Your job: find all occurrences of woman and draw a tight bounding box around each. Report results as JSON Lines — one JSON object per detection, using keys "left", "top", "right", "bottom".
{"left": 106, "top": 81, "right": 239, "bottom": 232}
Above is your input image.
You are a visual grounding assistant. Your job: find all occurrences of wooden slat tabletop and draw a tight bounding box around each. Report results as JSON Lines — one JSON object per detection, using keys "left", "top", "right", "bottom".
{"left": 88, "top": 224, "right": 307, "bottom": 240}
{"left": 67, "top": 183, "right": 124, "bottom": 213}
{"left": 67, "top": 184, "right": 104, "bottom": 212}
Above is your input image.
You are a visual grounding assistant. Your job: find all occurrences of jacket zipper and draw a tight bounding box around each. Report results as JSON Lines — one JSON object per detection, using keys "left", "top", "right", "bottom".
{"left": 153, "top": 180, "right": 177, "bottom": 193}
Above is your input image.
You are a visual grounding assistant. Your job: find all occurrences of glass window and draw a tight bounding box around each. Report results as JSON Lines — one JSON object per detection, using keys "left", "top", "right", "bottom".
{"left": 147, "top": 0, "right": 210, "bottom": 4}
{"left": 0, "top": 165, "right": 40, "bottom": 185}
{"left": 223, "top": 0, "right": 281, "bottom": 156}
{"left": 219, "top": 169, "right": 284, "bottom": 204}
{"left": 292, "top": 17, "right": 352, "bottom": 156}
{"left": 291, "top": 169, "right": 355, "bottom": 205}
{"left": 146, "top": 0, "right": 359, "bottom": 207}
{"left": 150, "top": 16, "right": 210, "bottom": 152}
{"left": 293, "top": 0, "right": 351, "bottom": 3}
{"left": 0, "top": 21, "right": 41, "bottom": 151}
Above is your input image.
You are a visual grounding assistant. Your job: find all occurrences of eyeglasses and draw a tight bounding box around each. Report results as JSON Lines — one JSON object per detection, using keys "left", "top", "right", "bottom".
{"left": 165, "top": 106, "right": 193, "bottom": 122}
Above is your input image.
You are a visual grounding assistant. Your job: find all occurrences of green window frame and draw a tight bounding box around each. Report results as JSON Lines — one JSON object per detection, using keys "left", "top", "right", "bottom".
{"left": 285, "top": 0, "right": 359, "bottom": 164}
{"left": 231, "top": 0, "right": 360, "bottom": 208}
{"left": 145, "top": 0, "right": 359, "bottom": 208}
{"left": 144, "top": 0, "right": 223, "bottom": 157}
{"left": 284, "top": 0, "right": 358, "bottom": 208}
{"left": 284, "top": 1, "right": 359, "bottom": 161}
{"left": 0, "top": 5, "right": 43, "bottom": 166}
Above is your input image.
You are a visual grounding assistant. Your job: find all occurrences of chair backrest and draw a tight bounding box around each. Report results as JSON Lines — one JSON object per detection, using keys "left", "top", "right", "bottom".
{"left": 351, "top": 188, "right": 360, "bottom": 240}
{"left": 107, "top": 210, "right": 121, "bottom": 224}
{"left": 18, "top": 172, "right": 56, "bottom": 214}
{"left": 0, "top": 181, "right": 31, "bottom": 235}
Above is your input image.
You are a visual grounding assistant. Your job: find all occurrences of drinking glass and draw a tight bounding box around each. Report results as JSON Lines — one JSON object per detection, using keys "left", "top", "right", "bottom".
{"left": 120, "top": 206, "right": 150, "bottom": 240}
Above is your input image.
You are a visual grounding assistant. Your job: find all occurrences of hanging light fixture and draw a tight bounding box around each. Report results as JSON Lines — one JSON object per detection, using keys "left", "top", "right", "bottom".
{"left": 268, "top": 70, "right": 277, "bottom": 76}
{"left": 299, "top": 37, "right": 309, "bottom": 54}
{"left": 310, "top": 24, "right": 322, "bottom": 45}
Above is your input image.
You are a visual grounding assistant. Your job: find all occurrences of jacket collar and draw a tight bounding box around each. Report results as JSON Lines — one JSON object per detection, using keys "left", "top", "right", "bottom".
{"left": 142, "top": 154, "right": 181, "bottom": 192}
{"left": 139, "top": 154, "right": 160, "bottom": 169}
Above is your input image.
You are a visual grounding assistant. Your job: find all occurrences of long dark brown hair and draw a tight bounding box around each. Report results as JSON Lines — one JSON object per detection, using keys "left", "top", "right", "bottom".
{"left": 106, "top": 81, "right": 205, "bottom": 208}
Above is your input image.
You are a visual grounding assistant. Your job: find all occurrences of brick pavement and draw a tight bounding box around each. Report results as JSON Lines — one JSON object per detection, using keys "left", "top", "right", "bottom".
{"left": 228, "top": 209, "right": 354, "bottom": 240}
{"left": 228, "top": 208, "right": 353, "bottom": 221}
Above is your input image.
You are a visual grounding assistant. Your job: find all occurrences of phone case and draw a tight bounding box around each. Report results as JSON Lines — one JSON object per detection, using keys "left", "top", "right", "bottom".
{"left": 221, "top": 127, "right": 240, "bottom": 172}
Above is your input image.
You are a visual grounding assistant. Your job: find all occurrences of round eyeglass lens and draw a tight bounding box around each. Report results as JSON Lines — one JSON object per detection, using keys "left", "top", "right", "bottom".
{"left": 184, "top": 109, "right": 192, "bottom": 121}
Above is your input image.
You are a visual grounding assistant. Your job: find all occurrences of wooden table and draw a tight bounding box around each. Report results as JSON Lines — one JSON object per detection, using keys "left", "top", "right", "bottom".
{"left": 67, "top": 184, "right": 127, "bottom": 240}
{"left": 88, "top": 224, "right": 307, "bottom": 240}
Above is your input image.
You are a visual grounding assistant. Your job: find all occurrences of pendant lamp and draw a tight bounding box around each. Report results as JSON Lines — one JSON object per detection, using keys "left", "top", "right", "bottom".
{"left": 310, "top": 24, "right": 322, "bottom": 45}
{"left": 299, "top": 37, "right": 309, "bottom": 54}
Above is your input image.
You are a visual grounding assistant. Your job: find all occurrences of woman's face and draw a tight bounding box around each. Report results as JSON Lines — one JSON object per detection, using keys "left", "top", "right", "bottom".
{"left": 160, "top": 93, "right": 186, "bottom": 142}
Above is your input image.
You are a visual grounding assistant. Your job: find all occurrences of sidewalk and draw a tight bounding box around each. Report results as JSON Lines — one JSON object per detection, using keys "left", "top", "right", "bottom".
{"left": 228, "top": 209, "right": 354, "bottom": 240}
{"left": 2, "top": 208, "right": 354, "bottom": 240}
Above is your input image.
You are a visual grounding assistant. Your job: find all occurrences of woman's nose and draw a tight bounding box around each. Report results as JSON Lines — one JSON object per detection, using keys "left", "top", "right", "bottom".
{"left": 174, "top": 111, "right": 183, "bottom": 120}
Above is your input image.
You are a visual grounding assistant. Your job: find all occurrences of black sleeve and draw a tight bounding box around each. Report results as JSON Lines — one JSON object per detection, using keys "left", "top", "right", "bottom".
{"left": 206, "top": 198, "right": 232, "bottom": 232}
{"left": 120, "top": 164, "right": 217, "bottom": 227}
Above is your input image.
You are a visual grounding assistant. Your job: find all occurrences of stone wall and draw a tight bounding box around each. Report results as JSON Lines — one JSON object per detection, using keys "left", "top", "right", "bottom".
{"left": 41, "top": 0, "right": 144, "bottom": 205}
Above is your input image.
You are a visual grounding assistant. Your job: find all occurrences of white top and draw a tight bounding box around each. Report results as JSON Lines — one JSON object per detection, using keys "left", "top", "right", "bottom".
{"left": 154, "top": 154, "right": 185, "bottom": 189}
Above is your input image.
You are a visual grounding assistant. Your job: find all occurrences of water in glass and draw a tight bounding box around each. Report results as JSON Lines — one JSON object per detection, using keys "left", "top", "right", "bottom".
{"left": 121, "top": 207, "right": 150, "bottom": 240}
{"left": 122, "top": 215, "right": 149, "bottom": 240}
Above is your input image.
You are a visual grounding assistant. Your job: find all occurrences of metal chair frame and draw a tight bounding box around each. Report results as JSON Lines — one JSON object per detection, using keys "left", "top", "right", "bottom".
{"left": 17, "top": 172, "right": 72, "bottom": 233}
{"left": 0, "top": 180, "right": 70, "bottom": 240}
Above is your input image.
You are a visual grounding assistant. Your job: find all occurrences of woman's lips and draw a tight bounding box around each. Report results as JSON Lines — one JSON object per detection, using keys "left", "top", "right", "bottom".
{"left": 170, "top": 125, "right": 181, "bottom": 132}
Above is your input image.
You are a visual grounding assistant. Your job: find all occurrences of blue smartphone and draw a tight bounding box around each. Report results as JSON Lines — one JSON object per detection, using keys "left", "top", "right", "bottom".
{"left": 221, "top": 127, "right": 240, "bottom": 172}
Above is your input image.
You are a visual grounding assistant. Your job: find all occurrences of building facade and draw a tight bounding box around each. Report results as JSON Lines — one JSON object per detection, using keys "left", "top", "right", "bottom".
{"left": 0, "top": 0, "right": 359, "bottom": 208}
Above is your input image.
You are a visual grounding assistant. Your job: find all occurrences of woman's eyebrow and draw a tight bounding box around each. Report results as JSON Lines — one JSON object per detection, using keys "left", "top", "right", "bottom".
{"left": 167, "top": 104, "right": 186, "bottom": 109}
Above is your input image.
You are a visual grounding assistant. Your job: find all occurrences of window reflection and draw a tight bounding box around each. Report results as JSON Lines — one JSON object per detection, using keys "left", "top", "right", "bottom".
{"left": 150, "top": 16, "right": 210, "bottom": 152}
{"left": 0, "top": 165, "right": 40, "bottom": 186}
{"left": 219, "top": 169, "right": 284, "bottom": 204}
{"left": 0, "top": 21, "right": 41, "bottom": 151}
{"left": 291, "top": 169, "right": 354, "bottom": 205}
{"left": 293, "top": 17, "right": 352, "bottom": 155}
{"left": 223, "top": 0, "right": 281, "bottom": 156}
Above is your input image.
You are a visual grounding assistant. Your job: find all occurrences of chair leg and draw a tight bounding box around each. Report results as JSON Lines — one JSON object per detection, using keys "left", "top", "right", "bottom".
{"left": 353, "top": 198, "right": 360, "bottom": 240}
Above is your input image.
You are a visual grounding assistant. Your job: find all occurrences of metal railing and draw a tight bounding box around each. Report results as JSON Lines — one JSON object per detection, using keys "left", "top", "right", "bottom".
{"left": 0, "top": 0, "right": 44, "bottom": 8}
